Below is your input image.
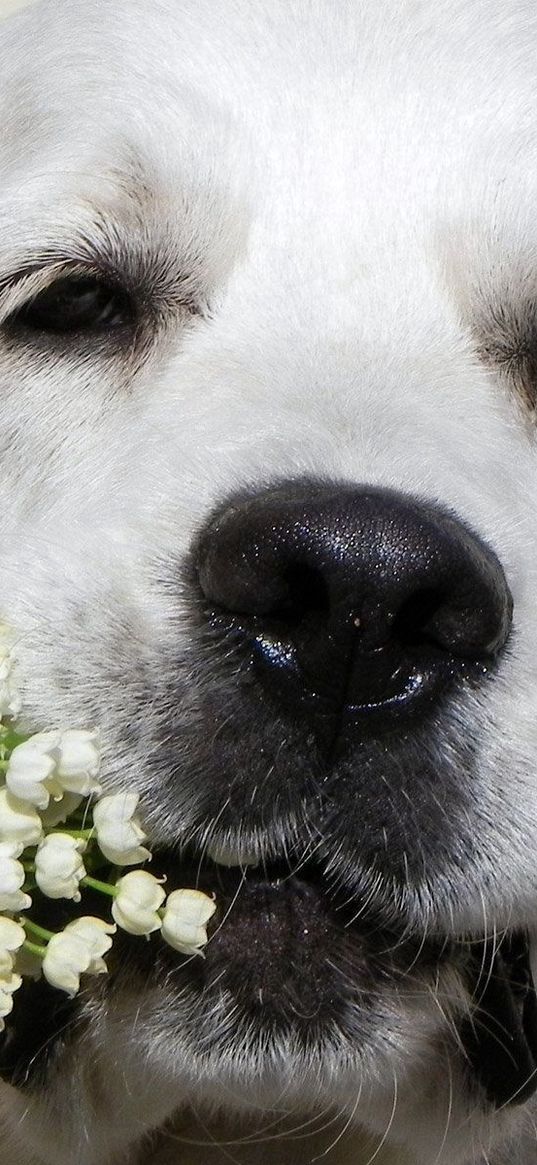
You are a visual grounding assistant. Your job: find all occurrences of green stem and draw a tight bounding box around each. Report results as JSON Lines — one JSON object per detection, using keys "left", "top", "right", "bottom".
{"left": 57, "top": 828, "right": 95, "bottom": 840}
{"left": 81, "top": 874, "right": 118, "bottom": 897}
{"left": 21, "top": 917, "right": 54, "bottom": 942}
{"left": 22, "top": 939, "right": 46, "bottom": 959}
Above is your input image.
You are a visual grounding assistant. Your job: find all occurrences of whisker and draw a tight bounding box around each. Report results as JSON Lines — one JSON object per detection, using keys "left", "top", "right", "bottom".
{"left": 311, "top": 1075, "right": 364, "bottom": 1162}
{"left": 432, "top": 1040, "right": 454, "bottom": 1164}
{"left": 363, "top": 1072, "right": 399, "bottom": 1165}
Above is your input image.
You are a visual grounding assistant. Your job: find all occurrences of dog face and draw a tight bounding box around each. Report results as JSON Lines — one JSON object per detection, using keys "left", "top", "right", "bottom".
{"left": 1, "top": 1, "right": 537, "bottom": 1162}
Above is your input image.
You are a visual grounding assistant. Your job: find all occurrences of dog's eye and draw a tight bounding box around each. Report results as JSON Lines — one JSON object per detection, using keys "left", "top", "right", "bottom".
{"left": 9, "top": 275, "right": 136, "bottom": 335}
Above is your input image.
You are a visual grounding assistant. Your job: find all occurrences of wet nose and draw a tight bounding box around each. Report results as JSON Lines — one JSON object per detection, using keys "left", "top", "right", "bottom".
{"left": 195, "top": 480, "right": 512, "bottom": 730}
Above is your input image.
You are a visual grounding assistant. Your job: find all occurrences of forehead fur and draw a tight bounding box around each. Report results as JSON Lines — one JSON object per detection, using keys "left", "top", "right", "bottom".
{"left": 1, "top": 0, "right": 537, "bottom": 357}
{"left": 2, "top": 0, "right": 537, "bottom": 189}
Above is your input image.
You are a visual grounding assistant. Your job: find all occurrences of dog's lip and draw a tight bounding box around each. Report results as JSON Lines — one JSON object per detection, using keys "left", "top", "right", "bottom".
{"left": 155, "top": 841, "right": 422, "bottom": 952}
{"left": 157, "top": 842, "right": 355, "bottom": 918}
{"left": 161, "top": 845, "right": 338, "bottom": 893}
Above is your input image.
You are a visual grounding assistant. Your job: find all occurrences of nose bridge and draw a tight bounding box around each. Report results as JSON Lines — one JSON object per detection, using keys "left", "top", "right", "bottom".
{"left": 230, "top": 200, "right": 468, "bottom": 438}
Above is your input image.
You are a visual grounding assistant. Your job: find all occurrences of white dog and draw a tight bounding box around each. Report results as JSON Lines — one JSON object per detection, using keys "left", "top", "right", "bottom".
{"left": 1, "top": 1, "right": 537, "bottom": 1162}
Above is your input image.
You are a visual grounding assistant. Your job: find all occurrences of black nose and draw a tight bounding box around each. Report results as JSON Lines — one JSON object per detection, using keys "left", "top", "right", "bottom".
{"left": 195, "top": 480, "right": 512, "bottom": 730}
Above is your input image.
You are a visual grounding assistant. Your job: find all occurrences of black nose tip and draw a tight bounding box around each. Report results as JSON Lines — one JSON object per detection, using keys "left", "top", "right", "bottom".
{"left": 195, "top": 480, "right": 513, "bottom": 729}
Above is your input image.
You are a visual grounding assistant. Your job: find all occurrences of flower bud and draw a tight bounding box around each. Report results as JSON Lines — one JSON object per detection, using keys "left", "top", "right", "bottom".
{"left": 6, "top": 728, "right": 102, "bottom": 809}
{"left": 0, "top": 841, "right": 31, "bottom": 912}
{"left": 0, "top": 917, "right": 26, "bottom": 983}
{"left": 0, "top": 916, "right": 26, "bottom": 952}
{"left": 56, "top": 729, "right": 102, "bottom": 797}
{"left": 93, "top": 792, "right": 151, "bottom": 866}
{"left": 0, "top": 967, "right": 22, "bottom": 1027}
{"left": 0, "top": 789, "right": 43, "bottom": 846}
{"left": 6, "top": 732, "right": 62, "bottom": 810}
{"left": 161, "top": 889, "right": 216, "bottom": 956}
{"left": 42, "top": 932, "right": 85, "bottom": 997}
{"left": 112, "top": 870, "right": 165, "bottom": 935}
{"left": 42, "top": 917, "right": 114, "bottom": 997}
{"left": 62, "top": 916, "right": 115, "bottom": 974}
{"left": 35, "top": 833, "right": 87, "bottom": 902}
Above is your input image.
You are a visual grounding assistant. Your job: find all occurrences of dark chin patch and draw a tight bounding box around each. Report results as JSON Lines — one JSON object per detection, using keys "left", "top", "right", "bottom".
{"left": 461, "top": 932, "right": 537, "bottom": 1108}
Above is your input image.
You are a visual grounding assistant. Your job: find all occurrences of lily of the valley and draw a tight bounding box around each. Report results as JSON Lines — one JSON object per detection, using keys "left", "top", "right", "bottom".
{"left": 93, "top": 792, "right": 151, "bottom": 866}
{"left": 56, "top": 729, "right": 102, "bottom": 796}
{"left": 161, "top": 888, "right": 216, "bottom": 956}
{"left": 0, "top": 918, "right": 26, "bottom": 1019}
{"left": 0, "top": 917, "right": 25, "bottom": 968}
{"left": 42, "top": 915, "right": 116, "bottom": 996}
{"left": 0, "top": 788, "right": 43, "bottom": 846}
{"left": 111, "top": 870, "right": 165, "bottom": 935}
{"left": 35, "top": 833, "right": 87, "bottom": 901}
{"left": 0, "top": 966, "right": 22, "bottom": 1025}
{"left": 5, "top": 732, "right": 61, "bottom": 810}
{"left": 0, "top": 841, "right": 31, "bottom": 912}
{"left": 6, "top": 728, "right": 102, "bottom": 810}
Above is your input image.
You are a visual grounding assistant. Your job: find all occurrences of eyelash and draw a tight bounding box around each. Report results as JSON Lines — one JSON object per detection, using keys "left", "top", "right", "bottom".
{"left": 0, "top": 262, "right": 138, "bottom": 339}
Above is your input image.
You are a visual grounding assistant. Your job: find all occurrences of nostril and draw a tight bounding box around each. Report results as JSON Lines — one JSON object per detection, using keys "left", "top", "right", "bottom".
{"left": 192, "top": 480, "right": 513, "bottom": 729}
{"left": 390, "top": 588, "right": 450, "bottom": 653}
{"left": 271, "top": 572, "right": 451, "bottom": 656}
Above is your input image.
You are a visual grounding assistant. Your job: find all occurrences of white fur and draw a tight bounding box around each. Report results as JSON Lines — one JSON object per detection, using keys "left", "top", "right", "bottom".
{"left": 0, "top": 1, "right": 537, "bottom": 1161}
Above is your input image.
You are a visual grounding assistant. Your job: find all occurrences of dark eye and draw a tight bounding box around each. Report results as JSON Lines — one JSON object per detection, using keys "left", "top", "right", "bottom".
{"left": 10, "top": 274, "right": 136, "bottom": 335}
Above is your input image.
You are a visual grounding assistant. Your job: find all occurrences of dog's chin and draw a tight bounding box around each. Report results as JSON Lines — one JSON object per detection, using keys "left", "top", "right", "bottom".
{"left": 154, "top": 844, "right": 448, "bottom": 1033}
{"left": 142, "top": 844, "right": 537, "bottom": 1117}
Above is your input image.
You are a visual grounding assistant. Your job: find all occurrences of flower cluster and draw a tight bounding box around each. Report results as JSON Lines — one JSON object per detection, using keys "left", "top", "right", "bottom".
{"left": 0, "top": 631, "right": 216, "bottom": 1022}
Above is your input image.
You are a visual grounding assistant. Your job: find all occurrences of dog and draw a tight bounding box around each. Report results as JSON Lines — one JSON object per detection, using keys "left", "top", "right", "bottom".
{"left": 1, "top": 0, "right": 537, "bottom": 1161}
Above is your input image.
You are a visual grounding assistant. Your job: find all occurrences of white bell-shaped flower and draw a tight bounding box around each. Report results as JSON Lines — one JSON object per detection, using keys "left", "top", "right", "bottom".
{"left": 111, "top": 870, "right": 165, "bottom": 935}
{"left": 0, "top": 841, "right": 31, "bottom": 912}
{"left": 42, "top": 932, "right": 86, "bottom": 996}
{"left": 56, "top": 729, "right": 102, "bottom": 797}
{"left": 0, "top": 917, "right": 26, "bottom": 982}
{"left": 35, "top": 833, "right": 87, "bottom": 902}
{"left": 61, "top": 916, "right": 116, "bottom": 974}
{"left": 42, "top": 916, "right": 115, "bottom": 996}
{"left": 161, "top": 889, "right": 216, "bottom": 956}
{"left": 6, "top": 728, "right": 101, "bottom": 810}
{"left": 93, "top": 792, "right": 151, "bottom": 866}
{"left": 0, "top": 967, "right": 22, "bottom": 1027}
{"left": 0, "top": 788, "right": 43, "bottom": 846}
{"left": 5, "top": 732, "right": 62, "bottom": 810}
